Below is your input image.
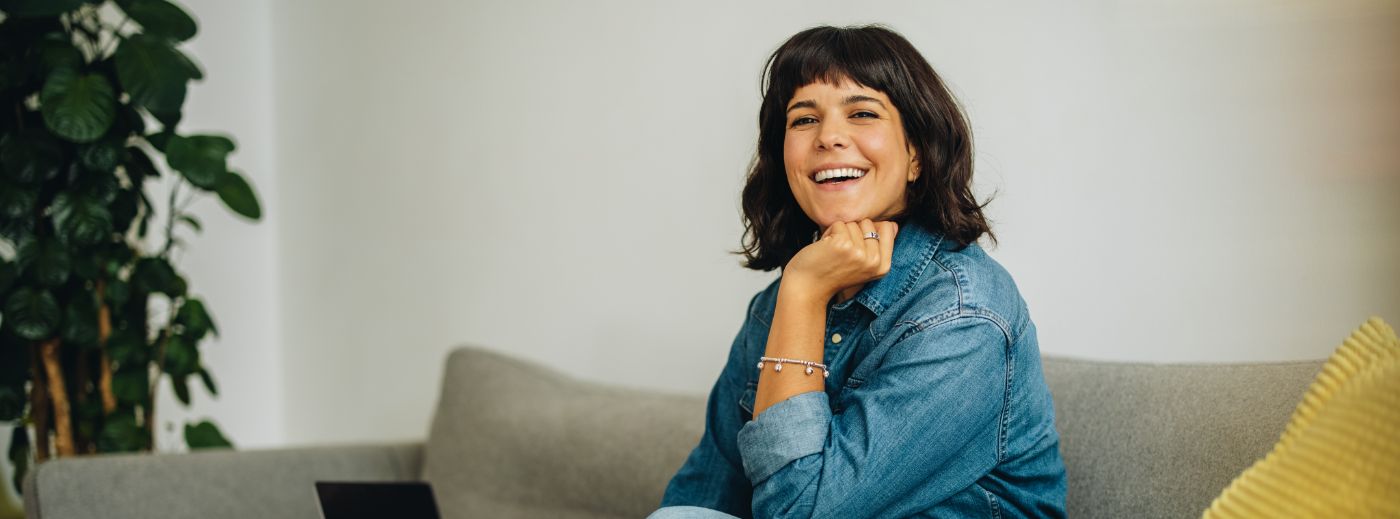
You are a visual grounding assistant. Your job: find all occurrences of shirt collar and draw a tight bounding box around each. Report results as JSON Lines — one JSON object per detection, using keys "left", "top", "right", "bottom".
{"left": 832, "top": 219, "right": 944, "bottom": 316}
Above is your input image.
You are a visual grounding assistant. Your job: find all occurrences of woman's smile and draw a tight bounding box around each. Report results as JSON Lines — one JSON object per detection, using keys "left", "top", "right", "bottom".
{"left": 811, "top": 166, "right": 868, "bottom": 191}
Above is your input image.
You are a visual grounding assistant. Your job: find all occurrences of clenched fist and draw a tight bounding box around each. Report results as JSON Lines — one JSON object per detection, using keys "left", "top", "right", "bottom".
{"left": 783, "top": 218, "right": 899, "bottom": 302}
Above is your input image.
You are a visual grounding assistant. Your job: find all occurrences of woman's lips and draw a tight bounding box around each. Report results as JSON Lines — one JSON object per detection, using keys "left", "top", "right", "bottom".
{"left": 813, "top": 173, "right": 865, "bottom": 191}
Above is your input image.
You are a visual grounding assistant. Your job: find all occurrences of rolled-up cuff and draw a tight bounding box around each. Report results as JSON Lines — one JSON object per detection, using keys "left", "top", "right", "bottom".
{"left": 736, "top": 391, "right": 831, "bottom": 484}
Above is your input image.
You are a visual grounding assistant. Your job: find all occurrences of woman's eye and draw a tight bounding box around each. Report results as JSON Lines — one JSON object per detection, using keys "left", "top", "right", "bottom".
{"left": 853, "top": 111, "right": 877, "bottom": 119}
{"left": 790, "top": 116, "right": 816, "bottom": 127}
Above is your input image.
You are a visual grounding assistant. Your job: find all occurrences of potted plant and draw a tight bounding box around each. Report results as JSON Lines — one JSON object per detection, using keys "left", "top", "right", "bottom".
{"left": 0, "top": 0, "right": 261, "bottom": 497}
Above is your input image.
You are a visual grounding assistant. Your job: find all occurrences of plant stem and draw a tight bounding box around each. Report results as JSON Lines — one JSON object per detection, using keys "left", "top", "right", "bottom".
{"left": 28, "top": 342, "right": 51, "bottom": 462}
{"left": 177, "top": 189, "right": 198, "bottom": 214}
{"left": 161, "top": 181, "right": 182, "bottom": 258}
{"left": 39, "top": 338, "right": 76, "bottom": 457}
{"left": 97, "top": 278, "right": 117, "bottom": 415}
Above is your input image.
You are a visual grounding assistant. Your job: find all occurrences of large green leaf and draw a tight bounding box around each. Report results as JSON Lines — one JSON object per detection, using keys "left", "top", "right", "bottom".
{"left": 166, "top": 134, "right": 234, "bottom": 189}
{"left": 51, "top": 192, "right": 114, "bottom": 246}
{"left": 34, "top": 31, "right": 83, "bottom": 76}
{"left": 114, "top": 34, "right": 192, "bottom": 123}
{"left": 176, "top": 298, "right": 216, "bottom": 340}
{"left": 61, "top": 294, "right": 99, "bottom": 346}
{"left": 0, "top": 216, "right": 33, "bottom": 243}
{"left": 41, "top": 68, "right": 117, "bottom": 143}
{"left": 174, "top": 46, "right": 203, "bottom": 80}
{"left": 111, "top": 366, "right": 149, "bottom": 404}
{"left": 171, "top": 374, "right": 190, "bottom": 405}
{"left": 106, "top": 329, "right": 148, "bottom": 367}
{"left": 98, "top": 412, "right": 145, "bottom": 452}
{"left": 216, "top": 171, "right": 261, "bottom": 220}
{"left": 162, "top": 333, "right": 197, "bottom": 376}
{"left": 0, "top": 179, "right": 37, "bottom": 220}
{"left": 196, "top": 367, "right": 218, "bottom": 396}
{"left": 0, "top": 0, "right": 85, "bottom": 17}
{"left": 80, "top": 135, "right": 126, "bottom": 172}
{"left": 0, "top": 130, "right": 64, "bottom": 184}
{"left": 3, "top": 287, "right": 60, "bottom": 340}
{"left": 184, "top": 420, "right": 232, "bottom": 449}
{"left": 16, "top": 238, "right": 71, "bottom": 287}
{"left": 121, "top": 0, "right": 197, "bottom": 42}
{"left": 132, "top": 256, "right": 185, "bottom": 297}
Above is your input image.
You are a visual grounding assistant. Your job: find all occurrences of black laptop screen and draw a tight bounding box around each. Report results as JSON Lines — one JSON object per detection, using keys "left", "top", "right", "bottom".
{"left": 315, "top": 481, "right": 441, "bottom": 519}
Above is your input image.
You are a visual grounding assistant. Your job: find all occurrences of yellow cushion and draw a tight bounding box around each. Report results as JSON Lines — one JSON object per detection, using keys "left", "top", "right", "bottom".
{"left": 1203, "top": 317, "right": 1400, "bottom": 518}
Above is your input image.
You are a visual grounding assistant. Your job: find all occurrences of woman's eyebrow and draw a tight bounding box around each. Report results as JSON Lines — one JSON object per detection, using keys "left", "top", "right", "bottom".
{"left": 786, "top": 95, "right": 888, "bottom": 114}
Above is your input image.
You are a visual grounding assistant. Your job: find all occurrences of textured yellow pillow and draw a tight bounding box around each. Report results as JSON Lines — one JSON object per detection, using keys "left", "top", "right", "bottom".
{"left": 1203, "top": 317, "right": 1400, "bottom": 518}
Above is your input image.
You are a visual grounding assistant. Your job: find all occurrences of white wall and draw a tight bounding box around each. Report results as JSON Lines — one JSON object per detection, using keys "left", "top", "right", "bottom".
{"left": 264, "top": 0, "right": 1399, "bottom": 446}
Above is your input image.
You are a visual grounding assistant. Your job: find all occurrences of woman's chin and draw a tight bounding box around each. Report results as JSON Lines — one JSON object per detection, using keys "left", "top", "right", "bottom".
{"left": 814, "top": 212, "right": 870, "bottom": 228}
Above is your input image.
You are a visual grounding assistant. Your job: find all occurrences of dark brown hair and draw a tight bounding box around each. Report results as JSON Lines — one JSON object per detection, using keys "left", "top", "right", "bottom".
{"left": 737, "top": 25, "right": 993, "bottom": 271}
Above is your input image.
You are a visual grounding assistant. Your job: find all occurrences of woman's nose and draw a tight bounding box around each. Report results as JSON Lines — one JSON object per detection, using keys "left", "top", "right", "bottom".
{"left": 816, "top": 121, "right": 850, "bottom": 150}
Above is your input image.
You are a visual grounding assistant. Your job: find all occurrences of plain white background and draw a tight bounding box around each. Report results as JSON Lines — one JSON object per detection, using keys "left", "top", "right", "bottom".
{"left": 3, "top": 3, "right": 1398, "bottom": 508}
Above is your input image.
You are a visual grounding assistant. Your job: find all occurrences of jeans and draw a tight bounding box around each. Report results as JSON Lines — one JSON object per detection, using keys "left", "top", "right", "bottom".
{"left": 649, "top": 506, "right": 743, "bottom": 519}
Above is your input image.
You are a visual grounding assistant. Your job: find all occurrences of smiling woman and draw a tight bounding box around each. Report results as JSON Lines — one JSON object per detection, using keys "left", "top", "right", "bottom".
{"left": 650, "top": 25, "right": 1066, "bottom": 519}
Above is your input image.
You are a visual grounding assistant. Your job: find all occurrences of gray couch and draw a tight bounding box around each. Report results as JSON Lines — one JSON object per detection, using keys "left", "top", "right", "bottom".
{"left": 22, "top": 346, "right": 1322, "bottom": 518}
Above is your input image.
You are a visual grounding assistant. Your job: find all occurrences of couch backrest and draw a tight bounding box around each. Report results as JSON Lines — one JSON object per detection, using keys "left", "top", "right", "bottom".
{"left": 422, "top": 347, "right": 707, "bottom": 519}
{"left": 423, "top": 347, "right": 1322, "bottom": 519}
{"left": 1042, "top": 356, "right": 1321, "bottom": 519}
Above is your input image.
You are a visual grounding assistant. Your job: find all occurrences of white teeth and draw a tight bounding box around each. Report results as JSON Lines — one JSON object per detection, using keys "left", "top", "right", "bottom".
{"left": 814, "top": 168, "right": 868, "bottom": 183}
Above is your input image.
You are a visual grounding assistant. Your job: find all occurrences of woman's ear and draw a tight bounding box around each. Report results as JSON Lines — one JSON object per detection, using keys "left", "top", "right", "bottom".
{"left": 907, "top": 153, "right": 920, "bottom": 182}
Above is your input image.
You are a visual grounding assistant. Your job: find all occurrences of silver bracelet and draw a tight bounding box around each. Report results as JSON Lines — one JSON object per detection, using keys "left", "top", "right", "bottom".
{"left": 757, "top": 356, "right": 830, "bottom": 378}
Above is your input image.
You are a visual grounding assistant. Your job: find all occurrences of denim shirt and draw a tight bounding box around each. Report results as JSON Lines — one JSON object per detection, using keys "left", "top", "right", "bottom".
{"left": 659, "top": 221, "right": 1067, "bottom": 518}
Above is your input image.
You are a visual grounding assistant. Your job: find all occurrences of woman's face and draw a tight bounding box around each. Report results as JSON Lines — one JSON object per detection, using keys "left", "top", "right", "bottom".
{"left": 783, "top": 78, "right": 919, "bottom": 231}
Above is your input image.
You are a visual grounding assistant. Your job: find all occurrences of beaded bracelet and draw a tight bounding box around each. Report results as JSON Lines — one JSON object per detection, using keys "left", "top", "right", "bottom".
{"left": 757, "top": 356, "right": 830, "bottom": 378}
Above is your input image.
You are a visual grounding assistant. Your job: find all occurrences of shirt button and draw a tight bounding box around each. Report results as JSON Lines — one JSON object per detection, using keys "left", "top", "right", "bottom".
{"left": 831, "top": 333, "right": 843, "bottom": 344}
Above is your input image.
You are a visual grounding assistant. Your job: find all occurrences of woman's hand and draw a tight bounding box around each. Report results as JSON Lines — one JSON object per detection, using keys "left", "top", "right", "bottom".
{"left": 783, "top": 218, "right": 899, "bottom": 301}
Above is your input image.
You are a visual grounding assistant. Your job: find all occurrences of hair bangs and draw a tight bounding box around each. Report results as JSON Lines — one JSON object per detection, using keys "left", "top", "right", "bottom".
{"left": 764, "top": 27, "right": 908, "bottom": 113}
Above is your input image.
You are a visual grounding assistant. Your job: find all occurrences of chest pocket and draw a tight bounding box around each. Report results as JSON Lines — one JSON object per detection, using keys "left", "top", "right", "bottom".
{"left": 738, "top": 382, "right": 757, "bottom": 422}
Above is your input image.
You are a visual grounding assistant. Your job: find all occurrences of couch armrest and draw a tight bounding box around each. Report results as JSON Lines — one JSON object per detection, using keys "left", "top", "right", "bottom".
{"left": 22, "top": 442, "right": 423, "bottom": 519}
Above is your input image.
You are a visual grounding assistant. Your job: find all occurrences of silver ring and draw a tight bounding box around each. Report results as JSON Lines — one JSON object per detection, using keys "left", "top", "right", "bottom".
{"left": 863, "top": 231, "right": 879, "bottom": 240}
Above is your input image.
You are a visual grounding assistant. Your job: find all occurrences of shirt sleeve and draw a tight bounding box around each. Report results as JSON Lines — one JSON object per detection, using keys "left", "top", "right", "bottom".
{"left": 658, "top": 294, "right": 761, "bottom": 517}
{"left": 736, "top": 315, "right": 1009, "bottom": 519}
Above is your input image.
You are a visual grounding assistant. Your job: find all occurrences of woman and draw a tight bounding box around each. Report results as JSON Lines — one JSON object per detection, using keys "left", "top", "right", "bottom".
{"left": 652, "top": 25, "right": 1066, "bottom": 518}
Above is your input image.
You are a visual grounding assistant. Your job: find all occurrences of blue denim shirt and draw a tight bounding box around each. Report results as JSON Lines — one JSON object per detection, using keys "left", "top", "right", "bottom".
{"left": 659, "top": 221, "right": 1067, "bottom": 518}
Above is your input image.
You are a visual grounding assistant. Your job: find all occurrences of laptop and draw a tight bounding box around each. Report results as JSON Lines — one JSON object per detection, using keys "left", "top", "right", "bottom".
{"left": 315, "top": 481, "right": 441, "bottom": 519}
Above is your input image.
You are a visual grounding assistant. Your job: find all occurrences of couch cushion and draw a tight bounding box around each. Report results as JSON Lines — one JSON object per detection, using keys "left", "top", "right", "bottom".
{"left": 422, "top": 347, "right": 706, "bottom": 519}
{"left": 1042, "top": 356, "right": 1322, "bottom": 519}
